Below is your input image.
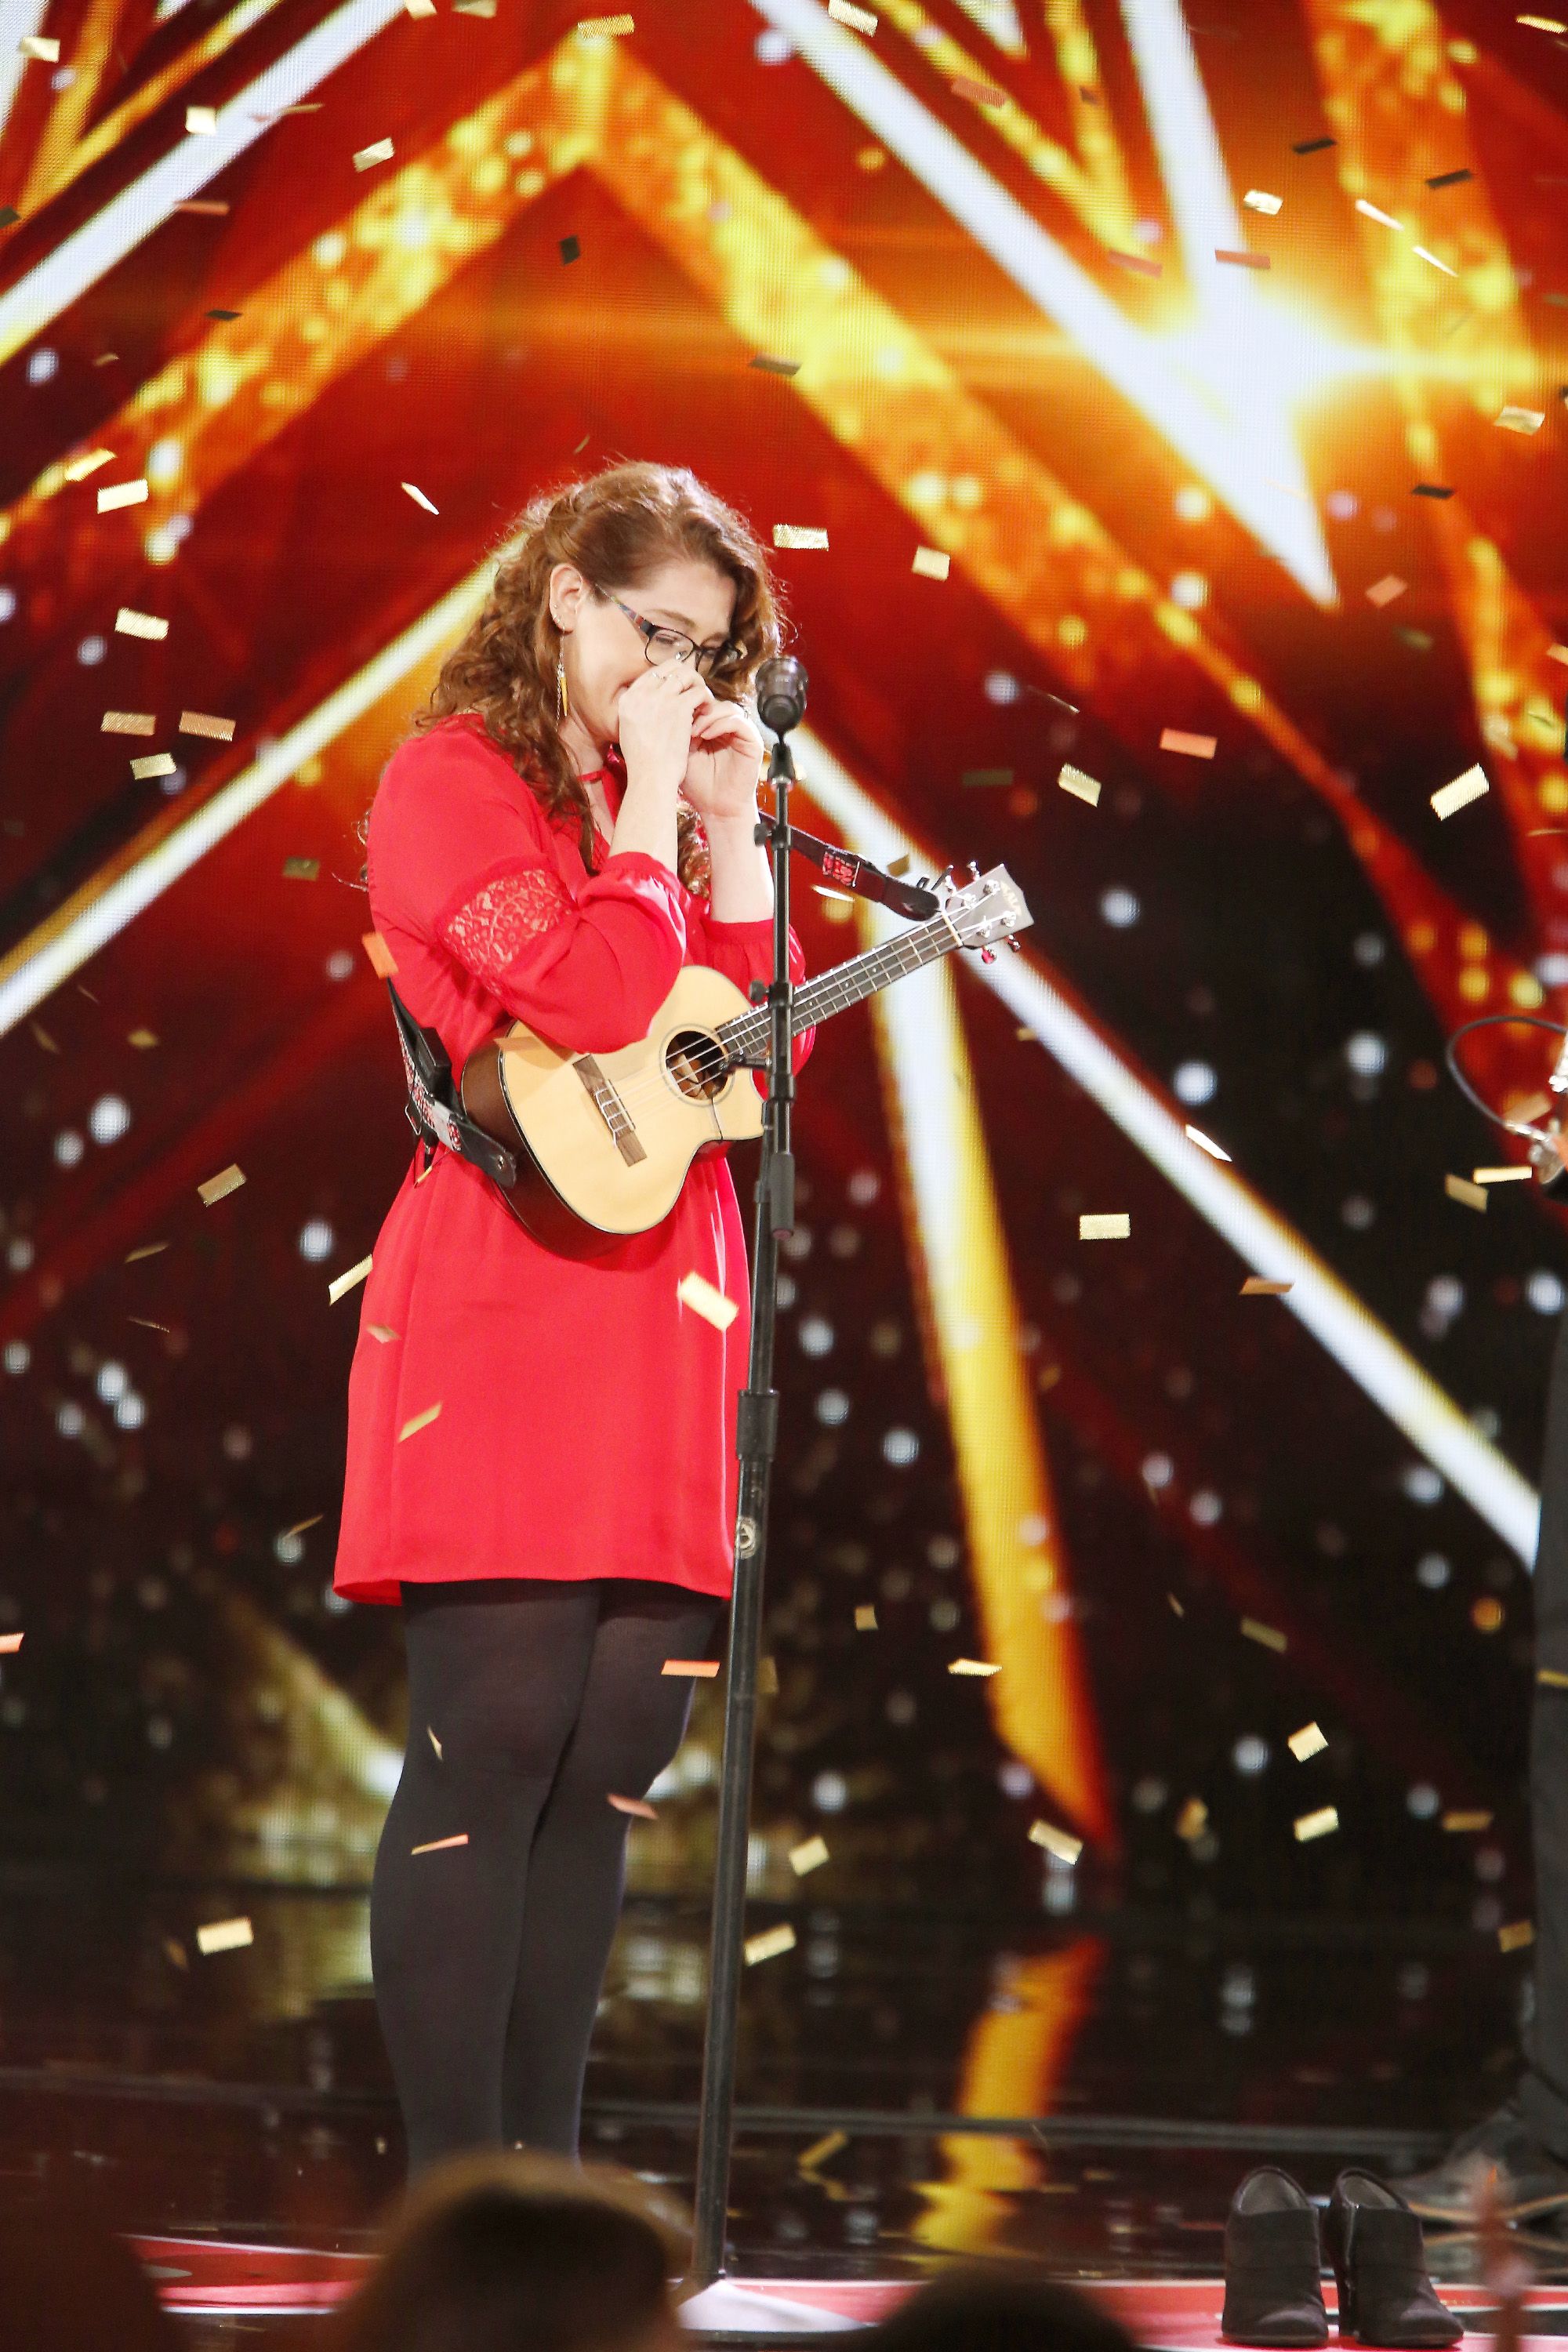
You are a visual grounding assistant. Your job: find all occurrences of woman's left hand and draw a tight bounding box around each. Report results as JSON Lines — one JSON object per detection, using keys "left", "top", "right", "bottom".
{"left": 681, "top": 691, "right": 765, "bottom": 826}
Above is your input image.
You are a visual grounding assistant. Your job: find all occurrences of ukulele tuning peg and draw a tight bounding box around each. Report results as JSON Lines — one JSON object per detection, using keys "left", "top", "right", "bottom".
{"left": 969, "top": 860, "right": 981, "bottom": 880}
{"left": 1006, "top": 935, "right": 1022, "bottom": 952}
{"left": 979, "top": 946, "right": 996, "bottom": 965}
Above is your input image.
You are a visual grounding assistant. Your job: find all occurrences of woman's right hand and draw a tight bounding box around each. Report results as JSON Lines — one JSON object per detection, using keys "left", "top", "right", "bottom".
{"left": 615, "top": 664, "right": 706, "bottom": 796}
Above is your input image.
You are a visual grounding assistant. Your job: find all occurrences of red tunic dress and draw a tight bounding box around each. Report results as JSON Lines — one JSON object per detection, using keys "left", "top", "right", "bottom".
{"left": 333, "top": 713, "right": 811, "bottom": 1607}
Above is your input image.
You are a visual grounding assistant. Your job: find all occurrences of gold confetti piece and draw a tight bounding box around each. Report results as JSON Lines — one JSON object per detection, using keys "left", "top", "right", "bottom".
{"left": 1442, "top": 1809, "right": 1493, "bottom": 1831}
{"left": 1058, "top": 763, "right": 1102, "bottom": 806}
{"left": 405, "top": 0, "right": 437, "bottom": 14}
{"left": 774, "top": 524, "right": 829, "bottom": 549}
{"left": 1500, "top": 1918, "right": 1536, "bottom": 1952}
{"left": 949, "top": 1657, "right": 1000, "bottom": 1675}
{"left": 1287, "top": 1722, "right": 1327, "bottom": 1762}
{"left": 125, "top": 1241, "right": 168, "bottom": 1264}
{"left": 197, "top": 1163, "right": 245, "bottom": 1207}
{"left": 411, "top": 1833, "right": 469, "bottom": 1855}
{"left": 281, "top": 1515, "right": 323, "bottom": 1540}
{"left": 196, "top": 1916, "right": 253, "bottom": 1955}
{"left": 1167, "top": 1593, "right": 1185, "bottom": 1616}
{"left": 101, "top": 710, "right": 155, "bottom": 735}
{"left": 828, "top": 0, "right": 877, "bottom": 24}
{"left": 115, "top": 607, "right": 169, "bottom": 641}
{"left": 854, "top": 1604, "right": 878, "bottom": 1632}
{"left": 180, "top": 710, "right": 235, "bottom": 741}
{"left": 1241, "top": 1617, "right": 1287, "bottom": 1653}
{"left": 750, "top": 354, "right": 801, "bottom": 376}
{"left": 744, "top": 1924, "right": 797, "bottom": 1966}
{"left": 64, "top": 449, "right": 115, "bottom": 482}
{"left": 575, "top": 9, "right": 634, "bottom": 31}
{"left": 1160, "top": 728, "right": 1217, "bottom": 758}
{"left": 798, "top": 2129, "right": 848, "bottom": 2173}
{"left": 1029, "top": 1820, "right": 1083, "bottom": 1864}
{"left": 20, "top": 35, "right": 61, "bottom": 61}
{"left": 1541, "top": 1667, "right": 1568, "bottom": 1688}
{"left": 950, "top": 73, "right": 1005, "bottom": 105}
{"left": 0, "top": 1634, "right": 22, "bottom": 1655}
{"left": 1294, "top": 1806, "right": 1339, "bottom": 1842}
{"left": 1446, "top": 1174, "right": 1488, "bottom": 1212}
{"left": 186, "top": 105, "right": 217, "bottom": 134}
{"left": 402, "top": 481, "right": 439, "bottom": 514}
{"left": 662, "top": 1658, "right": 720, "bottom": 1677}
{"left": 790, "top": 1835, "right": 830, "bottom": 1875}
{"left": 1185, "top": 1123, "right": 1230, "bottom": 1161}
{"left": 354, "top": 137, "right": 394, "bottom": 170}
{"left": 608, "top": 1792, "right": 658, "bottom": 1820}
{"left": 328, "top": 1254, "right": 372, "bottom": 1305}
{"left": 1214, "top": 247, "right": 1269, "bottom": 269}
{"left": 1475, "top": 1165, "right": 1532, "bottom": 1184}
{"left": 1432, "top": 763, "right": 1488, "bottom": 821}
{"left": 453, "top": 1, "right": 498, "bottom": 14}
{"left": 887, "top": 853, "right": 912, "bottom": 875}
{"left": 130, "top": 754, "right": 176, "bottom": 780}
{"left": 1355, "top": 198, "right": 1403, "bottom": 231}
{"left": 910, "top": 545, "right": 950, "bottom": 580}
{"left": 1108, "top": 249, "right": 1161, "bottom": 278}
{"left": 1243, "top": 189, "right": 1282, "bottom": 213}
{"left": 677, "top": 1270, "right": 739, "bottom": 1330}
{"left": 282, "top": 855, "right": 319, "bottom": 880}
{"left": 29, "top": 1021, "right": 58, "bottom": 1053}
{"left": 128, "top": 1316, "right": 171, "bottom": 1333}
{"left": 1519, "top": 14, "right": 1568, "bottom": 30}
{"left": 171, "top": 199, "right": 230, "bottom": 215}
{"left": 367, "top": 1323, "right": 400, "bottom": 1343}
{"left": 1241, "top": 1276, "right": 1292, "bottom": 1295}
{"left": 96, "top": 478, "right": 148, "bottom": 512}
{"left": 163, "top": 1938, "right": 188, "bottom": 1971}
{"left": 397, "top": 1402, "right": 442, "bottom": 1443}
{"left": 760, "top": 1654, "right": 779, "bottom": 1697}
{"left": 1080, "top": 1212, "right": 1129, "bottom": 1240}
{"left": 362, "top": 929, "right": 399, "bottom": 978}
{"left": 127, "top": 1029, "right": 159, "bottom": 1051}
{"left": 1366, "top": 574, "right": 1407, "bottom": 607}
{"left": 1174, "top": 1797, "right": 1207, "bottom": 1841}
{"left": 428, "top": 1727, "right": 442, "bottom": 1756}
{"left": 1412, "top": 245, "right": 1457, "bottom": 276}
{"left": 1497, "top": 405, "right": 1547, "bottom": 434}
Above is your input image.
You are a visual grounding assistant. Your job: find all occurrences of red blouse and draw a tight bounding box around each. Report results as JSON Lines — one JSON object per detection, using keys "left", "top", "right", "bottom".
{"left": 332, "top": 713, "right": 812, "bottom": 1607}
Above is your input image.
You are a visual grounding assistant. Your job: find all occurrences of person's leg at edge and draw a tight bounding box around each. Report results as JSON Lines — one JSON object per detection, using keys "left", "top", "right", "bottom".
{"left": 499, "top": 1578, "right": 724, "bottom": 2154}
{"left": 370, "top": 1578, "right": 604, "bottom": 2172}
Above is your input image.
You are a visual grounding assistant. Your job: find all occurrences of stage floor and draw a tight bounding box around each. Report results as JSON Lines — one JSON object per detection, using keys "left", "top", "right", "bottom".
{"left": 1, "top": 1872, "right": 1557, "bottom": 2343}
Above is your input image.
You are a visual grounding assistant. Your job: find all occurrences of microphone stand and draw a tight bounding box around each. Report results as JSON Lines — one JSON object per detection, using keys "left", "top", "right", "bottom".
{"left": 687, "top": 672, "right": 804, "bottom": 2292}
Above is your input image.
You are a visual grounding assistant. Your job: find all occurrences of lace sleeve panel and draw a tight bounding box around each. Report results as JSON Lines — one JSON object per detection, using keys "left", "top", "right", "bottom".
{"left": 440, "top": 865, "right": 575, "bottom": 995}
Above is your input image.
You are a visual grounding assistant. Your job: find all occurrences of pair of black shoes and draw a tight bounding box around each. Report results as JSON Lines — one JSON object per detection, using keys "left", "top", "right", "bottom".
{"left": 1221, "top": 2167, "right": 1462, "bottom": 2347}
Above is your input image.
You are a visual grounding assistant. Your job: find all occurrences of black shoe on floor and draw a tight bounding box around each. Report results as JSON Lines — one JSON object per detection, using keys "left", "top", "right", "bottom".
{"left": 1221, "top": 2167, "right": 1330, "bottom": 2348}
{"left": 1395, "top": 2097, "right": 1568, "bottom": 2225}
{"left": 1326, "top": 2169, "right": 1461, "bottom": 2347}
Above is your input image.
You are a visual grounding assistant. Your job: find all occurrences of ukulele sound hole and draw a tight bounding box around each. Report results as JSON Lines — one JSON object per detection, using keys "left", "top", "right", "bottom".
{"left": 664, "top": 1028, "right": 728, "bottom": 1102}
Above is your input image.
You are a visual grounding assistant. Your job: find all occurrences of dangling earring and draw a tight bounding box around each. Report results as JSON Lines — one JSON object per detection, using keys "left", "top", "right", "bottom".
{"left": 556, "top": 652, "right": 571, "bottom": 724}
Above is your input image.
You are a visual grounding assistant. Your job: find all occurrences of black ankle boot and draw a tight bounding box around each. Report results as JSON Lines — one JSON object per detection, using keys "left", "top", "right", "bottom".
{"left": 1326, "top": 2169, "right": 1461, "bottom": 2346}
{"left": 1221, "top": 2167, "right": 1330, "bottom": 2347}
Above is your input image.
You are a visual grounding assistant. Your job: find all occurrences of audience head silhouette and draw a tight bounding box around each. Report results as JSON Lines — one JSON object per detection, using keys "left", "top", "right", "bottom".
{"left": 866, "top": 2270, "right": 1140, "bottom": 2352}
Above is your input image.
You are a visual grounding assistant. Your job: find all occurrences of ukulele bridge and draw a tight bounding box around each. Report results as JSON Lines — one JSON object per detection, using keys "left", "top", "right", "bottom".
{"left": 572, "top": 1055, "right": 647, "bottom": 1167}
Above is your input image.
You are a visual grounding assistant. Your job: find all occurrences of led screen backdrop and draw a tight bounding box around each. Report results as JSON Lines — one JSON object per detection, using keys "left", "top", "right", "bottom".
{"left": 2, "top": 0, "right": 1568, "bottom": 1998}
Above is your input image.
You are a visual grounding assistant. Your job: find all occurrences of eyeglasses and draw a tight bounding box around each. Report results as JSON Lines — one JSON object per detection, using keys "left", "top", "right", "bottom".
{"left": 601, "top": 591, "right": 744, "bottom": 681}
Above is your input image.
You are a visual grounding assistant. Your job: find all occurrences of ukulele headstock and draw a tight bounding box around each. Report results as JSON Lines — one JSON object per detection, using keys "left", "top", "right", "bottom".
{"left": 940, "top": 863, "right": 1033, "bottom": 951}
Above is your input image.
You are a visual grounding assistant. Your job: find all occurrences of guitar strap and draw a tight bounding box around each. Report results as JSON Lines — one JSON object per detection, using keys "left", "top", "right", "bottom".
{"left": 385, "top": 982, "right": 518, "bottom": 1192}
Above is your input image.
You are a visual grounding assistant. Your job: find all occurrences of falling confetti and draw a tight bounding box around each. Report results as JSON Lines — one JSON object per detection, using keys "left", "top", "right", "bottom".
{"left": 64, "top": 449, "right": 115, "bottom": 482}
{"left": 1029, "top": 1821, "right": 1083, "bottom": 1864}
{"left": 354, "top": 137, "right": 395, "bottom": 170}
{"left": 1080, "top": 1212, "right": 1130, "bottom": 1240}
{"left": 428, "top": 1727, "right": 442, "bottom": 1758}
{"left": 1291, "top": 135, "right": 1335, "bottom": 154}
{"left": 854, "top": 1604, "right": 878, "bottom": 1632}
{"left": 1412, "top": 482, "right": 1455, "bottom": 499}
{"left": 1287, "top": 1722, "right": 1327, "bottom": 1762}
{"left": 115, "top": 608, "right": 169, "bottom": 640}
{"left": 662, "top": 1659, "right": 720, "bottom": 1677}
{"left": 1432, "top": 763, "right": 1488, "bottom": 819}
{"left": 196, "top": 1917, "right": 254, "bottom": 1955}
{"left": 398, "top": 1402, "right": 443, "bottom": 1443}
{"left": 774, "top": 525, "right": 829, "bottom": 549}
{"left": 798, "top": 2130, "right": 848, "bottom": 2173}
{"left": 0, "top": 1634, "right": 23, "bottom": 1655}
{"left": 560, "top": 235, "right": 581, "bottom": 263}
{"left": 676, "top": 1271, "right": 739, "bottom": 1330}
{"left": 1058, "top": 764, "right": 1102, "bottom": 807}
{"left": 1497, "top": 406, "right": 1547, "bottom": 434}
{"left": 744, "top": 1924, "right": 797, "bottom": 1965}
{"left": 789, "top": 1835, "right": 829, "bottom": 1875}
{"left": 1241, "top": 1618, "right": 1287, "bottom": 1653}
{"left": 1241, "top": 1276, "right": 1292, "bottom": 1295}
{"left": 750, "top": 354, "right": 801, "bottom": 376}
{"left": 575, "top": 11, "right": 634, "bottom": 32}
{"left": 911, "top": 546, "right": 950, "bottom": 579}
{"left": 97, "top": 479, "right": 148, "bottom": 513}
{"left": 328, "top": 1255, "right": 372, "bottom": 1305}
{"left": 1185, "top": 1123, "right": 1230, "bottom": 1160}
{"left": 101, "top": 712, "right": 155, "bottom": 736}
{"left": 1355, "top": 198, "right": 1403, "bottom": 231}
{"left": 609, "top": 1793, "right": 658, "bottom": 1819}
{"left": 186, "top": 105, "right": 217, "bottom": 135}
{"left": 18, "top": 34, "right": 61, "bottom": 60}
{"left": 198, "top": 1163, "right": 245, "bottom": 1207}
{"left": 828, "top": 0, "right": 877, "bottom": 24}
{"left": 1446, "top": 1174, "right": 1488, "bottom": 1211}
{"left": 1109, "top": 250, "right": 1162, "bottom": 278}
{"left": 1160, "top": 728, "right": 1217, "bottom": 758}
{"left": 411, "top": 1833, "right": 470, "bottom": 1855}
{"left": 1294, "top": 1806, "right": 1339, "bottom": 1843}
{"left": 1243, "top": 189, "right": 1283, "bottom": 213}
{"left": 367, "top": 1323, "right": 399, "bottom": 1342}
{"left": 1366, "top": 575, "right": 1407, "bottom": 607}
{"left": 1499, "top": 1919, "right": 1536, "bottom": 1952}
{"left": 362, "top": 930, "right": 399, "bottom": 978}
{"left": 1442, "top": 1809, "right": 1493, "bottom": 1831}
{"left": 1474, "top": 1165, "right": 1531, "bottom": 1185}
{"left": 1426, "top": 167, "right": 1473, "bottom": 187}
{"left": 949, "top": 1657, "right": 1000, "bottom": 1676}
{"left": 1214, "top": 248, "right": 1269, "bottom": 269}
{"left": 950, "top": 74, "right": 1006, "bottom": 105}
{"left": 1175, "top": 1797, "right": 1208, "bottom": 1840}
{"left": 402, "top": 482, "right": 439, "bottom": 514}
{"left": 180, "top": 710, "right": 235, "bottom": 740}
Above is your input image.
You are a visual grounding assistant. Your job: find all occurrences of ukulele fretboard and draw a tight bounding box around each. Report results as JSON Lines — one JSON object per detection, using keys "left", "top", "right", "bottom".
{"left": 716, "top": 907, "right": 961, "bottom": 1063}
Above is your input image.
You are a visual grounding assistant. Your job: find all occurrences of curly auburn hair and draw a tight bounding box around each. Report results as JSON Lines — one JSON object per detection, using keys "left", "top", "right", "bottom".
{"left": 398, "top": 462, "right": 781, "bottom": 895}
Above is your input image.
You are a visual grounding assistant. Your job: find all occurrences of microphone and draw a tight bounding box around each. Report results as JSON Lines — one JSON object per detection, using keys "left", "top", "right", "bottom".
{"left": 755, "top": 656, "right": 808, "bottom": 737}
{"left": 1552, "top": 1033, "right": 1568, "bottom": 1096}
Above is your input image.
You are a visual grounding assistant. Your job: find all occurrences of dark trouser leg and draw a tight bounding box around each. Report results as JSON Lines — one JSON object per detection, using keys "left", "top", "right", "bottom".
{"left": 1523, "top": 1305, "right": 1568, "bottom": 2158}
{"left": 500, "top": 1580, "right": 724, "bottom": 2155}
{"left": 370, "top": 1580, "right": 601, "bottom": 2172}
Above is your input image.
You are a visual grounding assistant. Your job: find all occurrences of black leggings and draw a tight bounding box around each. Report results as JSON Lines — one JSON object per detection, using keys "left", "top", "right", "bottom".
{"left": 371, "top": 1577, "right": 722, "bottom": 2172}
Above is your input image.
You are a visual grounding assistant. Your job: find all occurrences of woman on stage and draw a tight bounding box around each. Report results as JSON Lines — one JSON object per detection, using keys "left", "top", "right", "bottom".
{"left": 333, "top": 462, "right": 812, "bottom": 2172}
